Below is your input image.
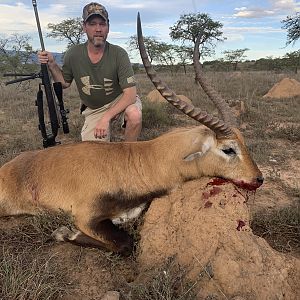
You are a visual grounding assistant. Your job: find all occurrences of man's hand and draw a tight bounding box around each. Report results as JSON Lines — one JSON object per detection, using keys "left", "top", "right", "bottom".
{"left": 37, "top": 51, "right": 55, "bottom": 65}
{"left": 37, "top": 51, "right": 71, "bottom": 89}
{"left": 94, "top": 116, "right": 111, "bottom": 139}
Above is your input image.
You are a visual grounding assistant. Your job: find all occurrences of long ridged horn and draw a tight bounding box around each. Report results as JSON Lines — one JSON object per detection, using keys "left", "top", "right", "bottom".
{"left": 137, "top": 13, "right": 233, "bottom": 137}
{"left": 193, "top": 34, "right": 237, "bottom": 127}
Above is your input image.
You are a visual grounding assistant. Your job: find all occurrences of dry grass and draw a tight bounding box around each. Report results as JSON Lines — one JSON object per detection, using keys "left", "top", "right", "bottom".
{"left": 120, "top": 257, "right": 198, "bottom": 300}
{"left": 0, "top": 212, "right": 73, "bottom": 299}
{"left": 0, "top": 250, "right": 67, "bottom": 300}
{"left": 0, "top": 212, "right": 73, "bottom": 251}
{"left": 251, "top": 204, "right": 300, "bottom": 253}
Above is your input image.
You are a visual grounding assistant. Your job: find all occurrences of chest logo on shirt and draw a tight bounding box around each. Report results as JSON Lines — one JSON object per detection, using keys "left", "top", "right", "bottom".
{"left": 80, "top": 76, "right": 114, "bottom": 95}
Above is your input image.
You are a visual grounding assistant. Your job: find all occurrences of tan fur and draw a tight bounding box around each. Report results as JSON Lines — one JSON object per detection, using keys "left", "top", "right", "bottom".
{"left": 0, "top": 125, "right": 262, "bottom": 254}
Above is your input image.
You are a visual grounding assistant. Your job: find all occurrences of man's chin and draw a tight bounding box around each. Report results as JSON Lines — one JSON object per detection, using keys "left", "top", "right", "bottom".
{"left": 92, "top": 38, "right": 105, "bottom": 48}
{"left": 94, "top": 42, "right": 104, "bottom": 47}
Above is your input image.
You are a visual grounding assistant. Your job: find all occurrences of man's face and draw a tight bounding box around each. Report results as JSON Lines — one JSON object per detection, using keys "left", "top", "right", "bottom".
{"left": 83, "top": 15, "right": 109, "bottom": 48}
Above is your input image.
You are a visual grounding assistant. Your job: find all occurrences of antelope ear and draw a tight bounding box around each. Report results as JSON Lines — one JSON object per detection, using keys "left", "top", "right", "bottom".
{"left": 183, "top": 136, "right": 214, "bottom": 162}
{"left": 183, "top": 152, "right": 204, "bottom": 161}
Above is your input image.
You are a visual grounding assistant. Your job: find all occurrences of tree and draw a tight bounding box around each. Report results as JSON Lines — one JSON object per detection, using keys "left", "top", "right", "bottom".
{"left": 283, "top": 50, "right": 300, "bottom": 73}
{"left": 169, "top": 13, "right": 225, "bottom": 59}
{"left": 203, "top": 59, "right": 230, "bottom": 72}
{"left": 282, "top": 13, "right": 300, "bottom": 46}
{"left": 154, "top": 43, "right": 180, "bottom": 73}
{"left": 253, "top": 56, "right": 284, "bottom": 72}
{"left": 47, "top": 17, "right": 85, "bottom": 49}
{"left": 128, "top": 35, "right": 164, "bottom": 63}
{"left": 0, "top": 34, "right": 36, "bottom": 73}
{"left": 223, "top": 48, "right": 249, "bottom": 71}
{"left": 128, "top": 35, "right": 184, "bottom": 73}
{"left": 173, "top": 45, "right": 193, "bottom": 74}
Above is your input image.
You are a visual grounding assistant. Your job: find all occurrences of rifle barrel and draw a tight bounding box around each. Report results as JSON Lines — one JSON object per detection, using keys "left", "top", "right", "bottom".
{"left": 3, "top": 73, "right": 36, "bottom": 77}
{"left": 5, "top": 74, "right": 40, "bottom": 85}
{"left": 32, "top": 0, "right": 45, "bottom": 51}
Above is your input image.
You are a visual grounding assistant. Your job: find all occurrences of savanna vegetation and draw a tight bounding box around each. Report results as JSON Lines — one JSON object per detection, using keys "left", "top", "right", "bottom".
{"left": 0, "top": 68, "right": 299, "bottom": 299}
{"left": 0, "top": 10, "right": 299, "bottom": 300}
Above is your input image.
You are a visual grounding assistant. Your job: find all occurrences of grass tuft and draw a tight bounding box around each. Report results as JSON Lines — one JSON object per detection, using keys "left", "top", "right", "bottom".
{"left": 0, "top": 212, "right": 74, "bottom": 299}
{"left": 121, "top": 257, "right": 197, "bottom": 300}
{"left": 251, "top": 204, "right": 300, "bottom": 253}
{"left": 141, "top": 99, "right": 179, "bottom": 129}
{"left": 0, "top": 250, "right": 68, "bottom": 300}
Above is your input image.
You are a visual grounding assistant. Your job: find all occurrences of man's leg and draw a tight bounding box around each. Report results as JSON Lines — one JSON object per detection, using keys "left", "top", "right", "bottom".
{"left": 81, "top": 95, "right": 142, "bottom": 142}
{"left": 122, "top": 96, "right": 142, "bottom": 142}
{"left": 81, "top": 97, "right": 121, "bottom": 142}
{"left": 81, "top": 107, "right": 111, "bottom": 142}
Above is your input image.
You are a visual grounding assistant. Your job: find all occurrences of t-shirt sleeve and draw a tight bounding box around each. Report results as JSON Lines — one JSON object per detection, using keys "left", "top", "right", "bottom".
{"left": 62, "top": 50, "right": 73, "bottom": 84}
{"left": 117, "top": 48, "right": 136, "bottom": 90}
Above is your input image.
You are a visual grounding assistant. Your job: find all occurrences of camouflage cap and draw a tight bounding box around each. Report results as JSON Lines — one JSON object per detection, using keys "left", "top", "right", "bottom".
{"left": 82, "top": 2, "right": 109, "bottom": 22}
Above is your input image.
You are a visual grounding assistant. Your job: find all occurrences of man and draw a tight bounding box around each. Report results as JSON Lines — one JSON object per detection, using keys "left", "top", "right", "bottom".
{"left": 38, "top": 2, "right": 142, "bottom": 142}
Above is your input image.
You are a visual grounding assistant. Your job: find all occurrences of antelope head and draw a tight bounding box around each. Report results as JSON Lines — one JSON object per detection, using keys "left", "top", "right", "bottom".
{"left": 137, "top": 13, "right": 263, "bottom": 190}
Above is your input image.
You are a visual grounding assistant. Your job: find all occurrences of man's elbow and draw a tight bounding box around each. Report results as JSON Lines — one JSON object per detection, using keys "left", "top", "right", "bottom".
{"left": 62, "top": 82, "right": 71, "bottom": 89}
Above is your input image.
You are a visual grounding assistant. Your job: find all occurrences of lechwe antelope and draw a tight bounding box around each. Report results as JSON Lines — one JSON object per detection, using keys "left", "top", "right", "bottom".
{"left": 0, "top": 14, "right": 263, "bottom": 256}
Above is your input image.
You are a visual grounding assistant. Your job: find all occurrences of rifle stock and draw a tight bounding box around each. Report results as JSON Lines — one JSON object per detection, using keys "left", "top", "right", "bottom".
{"left": 53, "top": 82, "right": 70, "bottom": 134}
{"left": 40, "top": 63, "right": 59, "bottom": 139}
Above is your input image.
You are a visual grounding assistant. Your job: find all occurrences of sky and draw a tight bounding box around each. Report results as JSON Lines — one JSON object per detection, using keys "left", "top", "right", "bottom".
{"left": 0, "top": 0, "right": 299, "bottom": 62}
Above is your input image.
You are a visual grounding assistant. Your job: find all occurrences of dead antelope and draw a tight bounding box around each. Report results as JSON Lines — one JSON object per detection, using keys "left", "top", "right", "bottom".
{"left": 0, "top": 14, "right": 263, "bottom": 256}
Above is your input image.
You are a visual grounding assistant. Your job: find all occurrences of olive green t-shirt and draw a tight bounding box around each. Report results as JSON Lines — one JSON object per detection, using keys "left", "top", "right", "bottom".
{"left": 62, "top": 42, "right": 136, "bottom": 109}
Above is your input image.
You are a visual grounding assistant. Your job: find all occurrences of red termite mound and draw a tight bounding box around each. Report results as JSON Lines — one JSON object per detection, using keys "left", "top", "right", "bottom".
{"left": 138, "top": 178, "right": 300, "bottom": 299}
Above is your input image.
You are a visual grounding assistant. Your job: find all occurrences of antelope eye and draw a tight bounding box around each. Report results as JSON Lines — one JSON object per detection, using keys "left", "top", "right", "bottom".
{"left": 222, "top": 148, "right": 236, "bottom": 156}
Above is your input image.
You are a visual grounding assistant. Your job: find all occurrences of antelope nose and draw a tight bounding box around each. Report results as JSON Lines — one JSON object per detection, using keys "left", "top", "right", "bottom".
{"left": 256, "top": 176, "right": 264, "bottom": 185}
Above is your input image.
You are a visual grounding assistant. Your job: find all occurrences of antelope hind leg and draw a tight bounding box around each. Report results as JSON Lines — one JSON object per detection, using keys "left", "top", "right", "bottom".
{"left": 52, "top": 219, "right": 133, "bottom": 256}
{"left": 52, "top": 226, "right": 110, "bottom": 250}
{"left": 89, "top": 218, "right": 134, "bottom": 256}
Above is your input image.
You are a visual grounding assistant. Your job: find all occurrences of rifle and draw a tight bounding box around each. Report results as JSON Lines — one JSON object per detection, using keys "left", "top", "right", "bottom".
{"left": 4, "top": 0, "right": 69, "bottom": 148}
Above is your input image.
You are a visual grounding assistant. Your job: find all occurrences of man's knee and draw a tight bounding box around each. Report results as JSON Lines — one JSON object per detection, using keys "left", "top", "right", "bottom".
{"left": 125, "top": 105, "right": 142, "bottom": 126}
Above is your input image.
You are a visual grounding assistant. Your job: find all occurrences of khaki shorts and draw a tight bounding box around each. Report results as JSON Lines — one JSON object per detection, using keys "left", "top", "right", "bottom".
{"left": 81, "top": 95, "right": 142, "bottom": 142}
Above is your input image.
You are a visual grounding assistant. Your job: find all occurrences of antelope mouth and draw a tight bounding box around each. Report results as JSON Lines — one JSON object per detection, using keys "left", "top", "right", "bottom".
{"left": 209, "top": 177, "right": 263, "bottom": 191}
{"left": 231, "top": 179, "right": 263, "bottom": 191}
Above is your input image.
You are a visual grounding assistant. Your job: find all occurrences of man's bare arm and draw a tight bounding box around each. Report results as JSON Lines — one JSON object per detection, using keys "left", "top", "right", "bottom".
{"left": 104, "top": 86, "right": 137, "bottom": 120}
{"left": 38, "top": 51, "right": 71, "bottom": 89}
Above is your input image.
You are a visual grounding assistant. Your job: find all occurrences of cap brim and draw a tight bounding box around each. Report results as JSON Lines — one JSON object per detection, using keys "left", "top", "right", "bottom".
{"left": 84, "top": 13, "right": 107, "bottom": 22}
